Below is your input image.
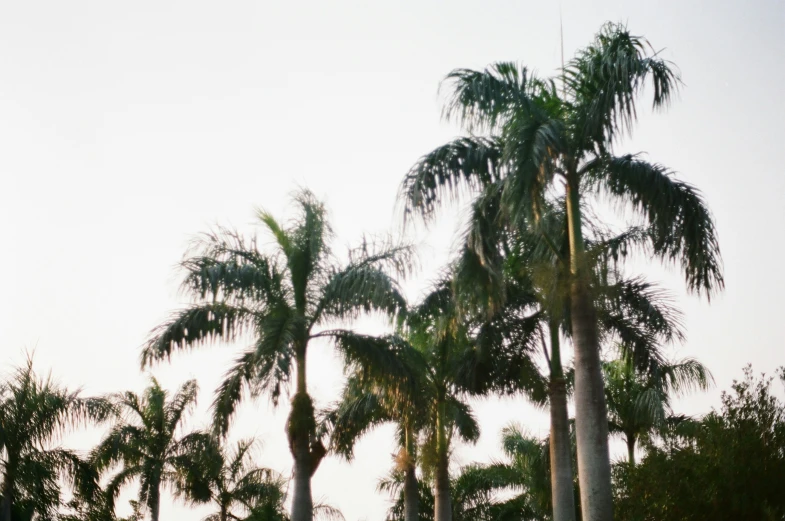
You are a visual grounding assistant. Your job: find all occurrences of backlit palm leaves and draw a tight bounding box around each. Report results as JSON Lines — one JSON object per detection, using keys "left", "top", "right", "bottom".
{"left": 0, "top": 359, "right": 110, "bottom": 521}
{"left": 91, "top": 378, "right": 212, "bottom": 521}
{"left": 141, "top": 189, "right": 414, "bottom": 521}
{"left": 400, "top": 22, "right": 722, "bottom": 521}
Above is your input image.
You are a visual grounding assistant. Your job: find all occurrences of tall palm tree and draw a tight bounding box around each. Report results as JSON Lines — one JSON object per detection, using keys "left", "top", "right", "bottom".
{"left": 324, "top": 366, "right": 425, "bottom": 521}
{"left": 400, "top": 23, "right": 723, "bottom": 520}
{"left": 141, "top": 189, "right": 414, "bottom": 521}
{"left": 380, "top": 427, "right": 553, "bottom": 521}
{"left": 326, "top": 281, "right": 487, "bottom": 521}
{"left": 603, "top": 356, "right": 712, "bottom": 465}
{"left": 450, "top": 426, "right": 562, "bottom": 521}
{"left": 91, "top": 378, "right": 213, "bottom": 521}
{"left": 201, "top": 438, "right": 288, "bottom": 521}
{"left": 0, "top": 358, "right": 110, "bottom": 521}
{"left": 453, "top": 199, "right": 684, "bottom": 521}
{"left": 405, "top": 282, "right": 491, "bottom": 521}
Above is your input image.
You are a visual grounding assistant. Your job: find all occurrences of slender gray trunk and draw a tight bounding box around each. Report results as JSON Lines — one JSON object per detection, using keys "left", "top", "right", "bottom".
{"left": 566, "top": 174, "right": 614, "bottom": 521}
{"left": 150, "top": 485, "right": 161, "bottom": 521}
{"left": 290, "top": 436, "right": 314, "bottom": 521}
{"left": 289, "top": 350, "right": 318, "bottom": 521}
{"left": 571, "top": 282, "right": 614, "bottom": 521}
{"left": 547, "top": 321, "right": 577, "bottom": 521}
{"left": 434, "top": 400, "right": 451, "bottom": 521}
{"left": 550, "top": 378, "right": 577, "bottom": 521}
{"left": 403, "top": 461, "right": 419, "bottom": 521}
{"left": 403, "top": 423, "right": 419, "bottom": 521}
{"left": 626, "top": 435, "right": 636, "bottom": 466}
{"left": 434, "top": 453, "right": 451, "bottom": 521}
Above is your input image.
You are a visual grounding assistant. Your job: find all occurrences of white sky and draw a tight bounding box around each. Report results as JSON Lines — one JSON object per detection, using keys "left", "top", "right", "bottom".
{"left": 1, "top": 0, "right": 784, "bottom": 519}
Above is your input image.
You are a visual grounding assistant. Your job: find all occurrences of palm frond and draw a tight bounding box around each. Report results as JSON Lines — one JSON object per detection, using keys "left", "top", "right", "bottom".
{"left": 446, "top": 396, "right": 480, "bottom": 443}
{"left": 141, "top": 303, "right": 259, "bottom": 367}
{"left": 399, "top": 136, "right": 504, "bottom": 224}
{"left": 584, "top": 153, "right": 723, "bottom": 297}
{"left": 322, "top": 387, "right": 391, "bottom": 460}
{"left": 441, "top": 63, "right": 548, "bottom": 132}
{"left": 165, "top": 379, "right": 199, "bottom": 432}
{"left": 211, "top": 340, "right": 291, "bottom": 436}
{"left": 317, "top": 264, "right": 406, "bottom": 324}
{"left": 657, "top": 358, "right": 713, "bottom": 396}
{"left": 312, "top": 501, "right": 345, "bottom": 521}
{"left": 566, "top": 22, "right": 680, "bottom": 150}
{"left": 181, "top": 228, "right": 287, "bottom": 305}
{"left": 318, "top": 330, "right": 415, "bottom": 389}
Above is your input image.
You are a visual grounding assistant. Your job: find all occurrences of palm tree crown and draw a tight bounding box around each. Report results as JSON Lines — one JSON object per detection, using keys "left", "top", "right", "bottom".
{"left": 400, "top": 23, "right": 723, "bottom": 521}
{"left": 0, "top": 359, "right": 110, "bottom": 521}
{"left": 141, "top": 189, "right": 415, "bottom": 521}
{"left": 201, "top": 438, "right": 288, "bottom": 521}
{"left": 604, "top": 356, "right": 712, "bottom": 465}
{"left": 91, "top": 378, "right": 212, "bottom": 521}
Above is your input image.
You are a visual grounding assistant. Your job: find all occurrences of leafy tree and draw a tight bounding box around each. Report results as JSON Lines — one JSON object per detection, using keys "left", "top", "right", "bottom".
{"left": 400, "top": 23, "right": 723, "bottom": 521}
{"left": 613, "top": 366, "right": 785, "bottom": 521}
{"left": 91, "top": 378, "right": 213, "bottom": 521}
{"left": 0, "top": 359, "right": 110, "bottom": 521}
{"left": 380, "top": 426, "right": 558, "bottom": 521}
{"left": 201, "top": 438, "right": 288, "bottom": 521}
{"left": 141, "top": 189, "right": 413, "bottom": 521}
{"left": 324, "top": 356, "right": 426, "bottom": 521}
{"left": 453, "top": 200, "right": 684, "bottom": 521}
{"left": 405, "top": 282, "right": 488, "bottom": 521}
{"left": 603, "top": 357, "right": 711, "bottom": 465}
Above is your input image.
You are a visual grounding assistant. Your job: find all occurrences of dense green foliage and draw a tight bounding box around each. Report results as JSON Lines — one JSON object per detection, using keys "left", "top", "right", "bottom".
{"left": 613, "top": 367, "right": 785, "bottom": 521}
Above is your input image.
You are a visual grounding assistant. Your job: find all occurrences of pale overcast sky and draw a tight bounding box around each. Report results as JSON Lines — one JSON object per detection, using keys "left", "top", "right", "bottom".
{"left": 1, "top": 1, "right": 784, "bottom": 519}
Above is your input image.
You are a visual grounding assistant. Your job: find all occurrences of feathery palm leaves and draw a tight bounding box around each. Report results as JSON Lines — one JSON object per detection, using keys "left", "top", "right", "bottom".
{"left": 603, "top": 356, "right": 712, "bottom": 465}
{"left": 200, "top": 438, "right": 288, "bottom": 521}
{"left": 0, "top": 358, "right": 111, "bottom": 521}
{"left": 91, "top": 378, "right": 212, "bottom": 521}
{"left": 400, "top": 23, "right": 722, "bottom": 521}
{"left": 142, "top": 189, "right": 414, "bottom": 521}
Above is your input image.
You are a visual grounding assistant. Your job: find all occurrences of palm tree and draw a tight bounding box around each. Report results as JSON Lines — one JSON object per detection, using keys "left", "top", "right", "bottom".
{"left": 400, "top": 23, "right": 723, "bottom": 520}
{"left": 141, "top": 189, "right": 413, "bottom": 521}
{"left": 450, "top": 426, "right": 561, "bottom": 521}
{"left": 325, "top": 281, "right": 485, "bottom": 521}
{"left": 324, "top": 347, "right": 427, "bottom": 521}
{"left": 201, "top": 438, "right": 288, "bottom": 521}
{"left": 405, "top": 282, "right": 489, "bottom": 521}
{"left": 0, "top": 358, "right": 110, "bottom": 521}
{"left": 91, "top": 378, "right": 213, "bottom": 521}
{"left": 380, "top": 427, "right": 553, "bottom": 521}
{"left": 603, "top": 357, "right": 712, "bottom": 465}
{"left": 453, "top": 199, "right": 684, "bottom": 521}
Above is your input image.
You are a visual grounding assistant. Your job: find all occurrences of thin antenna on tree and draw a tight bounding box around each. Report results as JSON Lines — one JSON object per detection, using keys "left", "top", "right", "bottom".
{"left": 560, "top": 9, "right": 567, "bottom": 100}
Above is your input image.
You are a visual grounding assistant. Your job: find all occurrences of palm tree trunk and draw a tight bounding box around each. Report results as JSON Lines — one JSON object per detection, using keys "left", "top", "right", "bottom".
{"left": 150, "top": 485, "right": 161, "bottom": 521}
{"left": 626, "top": 435, "right": 636, "bottom": 466}
{"left": 290, "top": 436, "right": 314, "bottom": 521}
{"left": 434, "top": 399, "right": 452, "bottom": 521}
{"left": 566, "top": 174, "right": 614, "bottom": 521}
{"left": 403, "top": 424, "right": 419, "bottom": 521}
{"left": 548, "top": 323, "right": 577, "bottom": 521}
{"left": 289, "top": 350, "right": 319, "bottom": 521}
{"left": 404, "top": 461, "right": 420, "bottom": 521}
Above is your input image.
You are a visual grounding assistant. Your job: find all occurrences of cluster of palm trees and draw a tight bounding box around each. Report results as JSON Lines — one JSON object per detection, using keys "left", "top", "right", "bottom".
{"left": 0, "top": 363, "right": 292, "bottom": 521}
{"left": 1, "top": 22, "right": 722, "bottom": 521}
